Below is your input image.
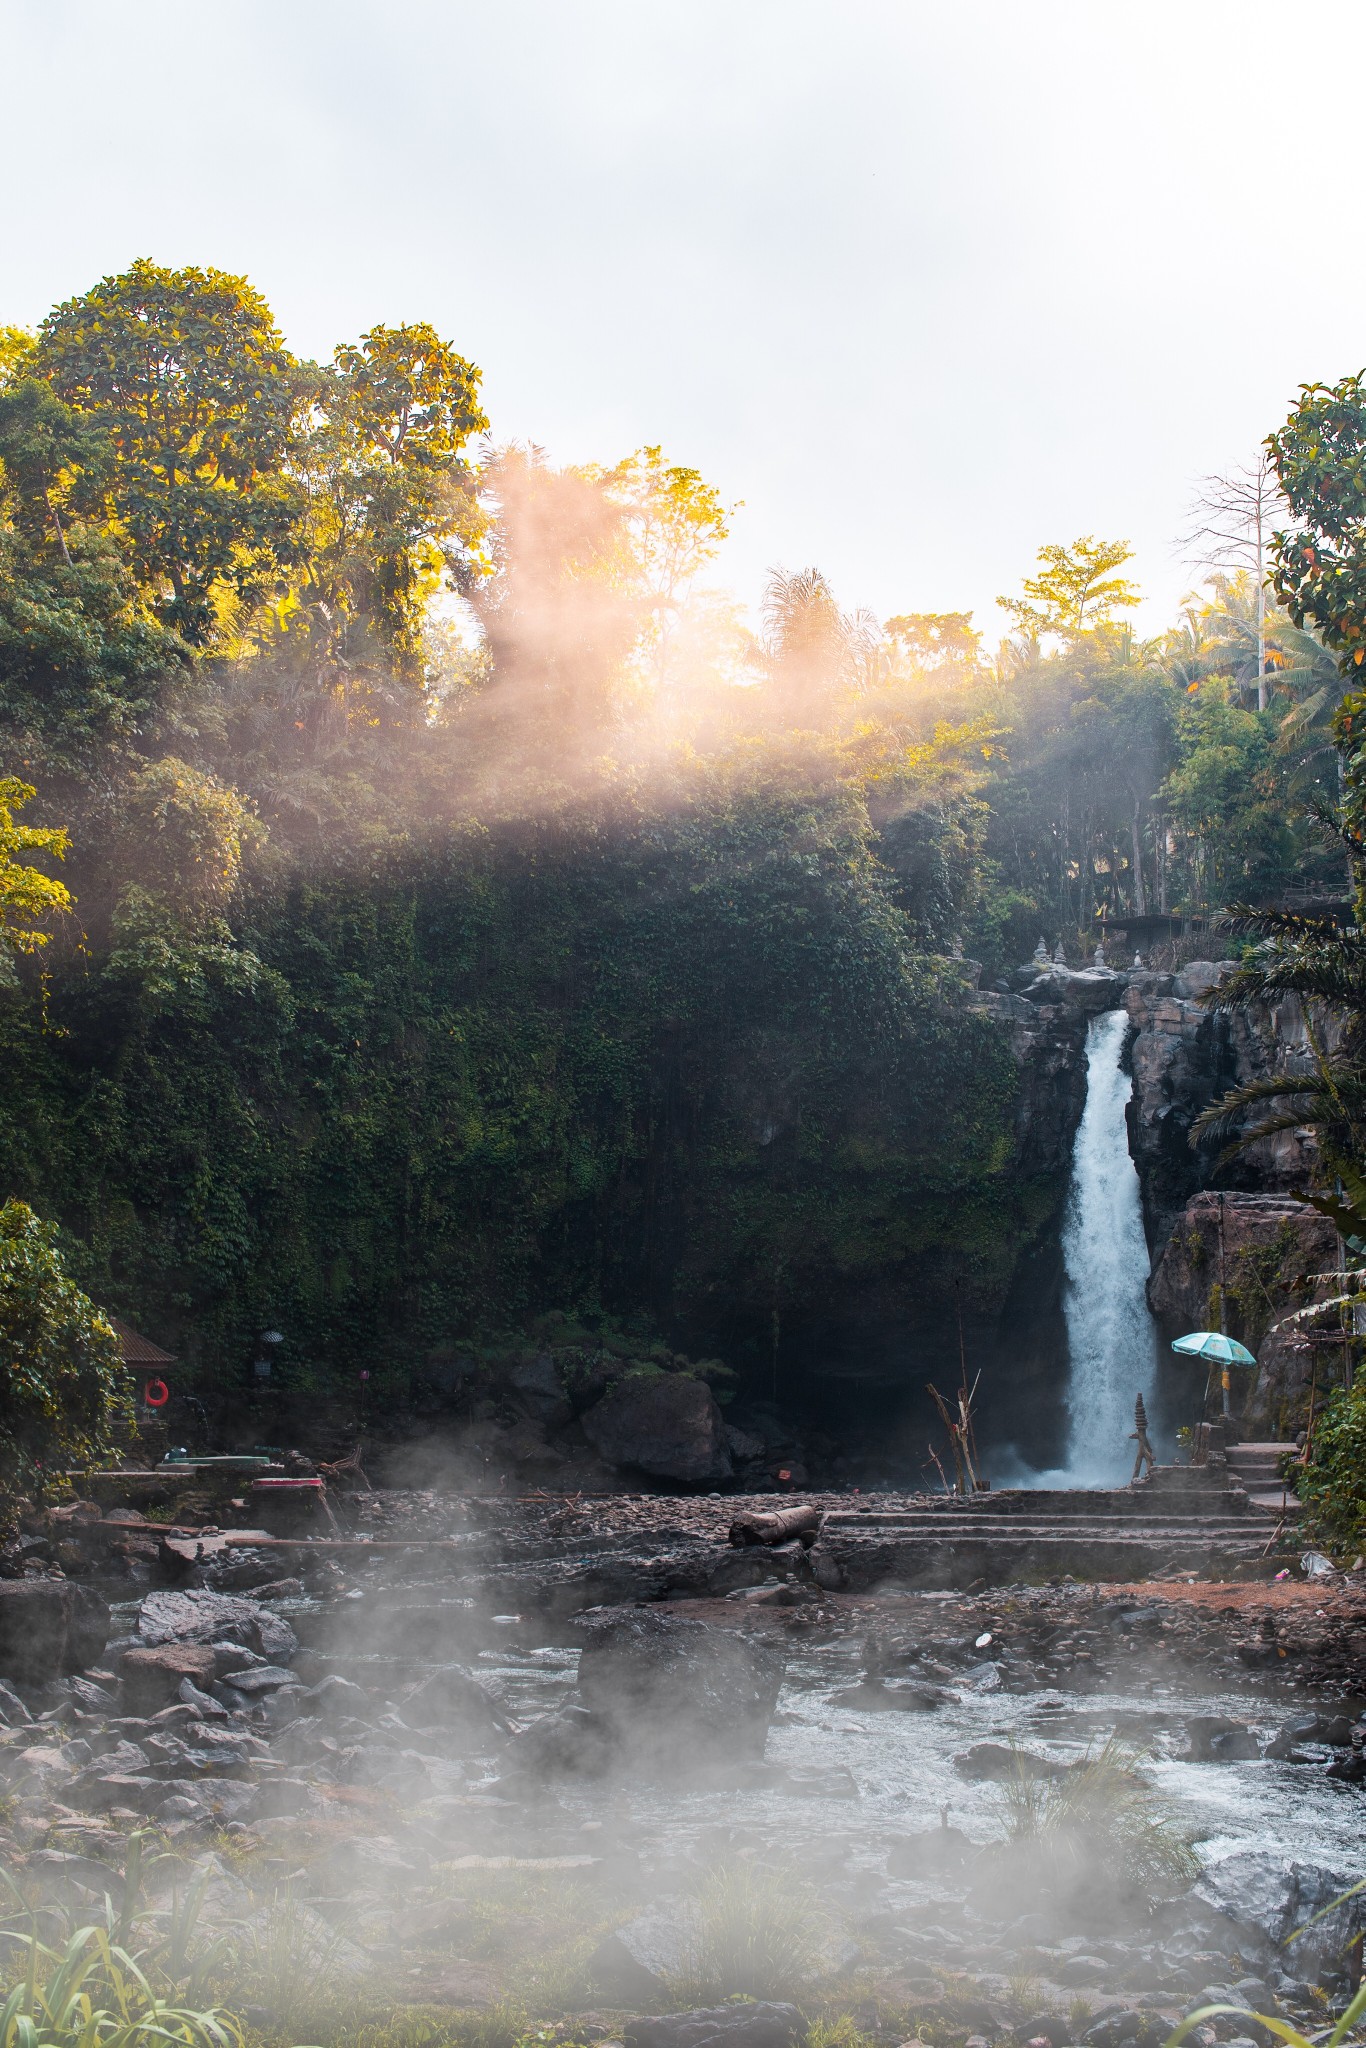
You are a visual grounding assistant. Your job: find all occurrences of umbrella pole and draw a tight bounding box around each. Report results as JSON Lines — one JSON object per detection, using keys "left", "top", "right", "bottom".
{"left": 1218, "top": 1194, "right": 1232, "bottom": 1419}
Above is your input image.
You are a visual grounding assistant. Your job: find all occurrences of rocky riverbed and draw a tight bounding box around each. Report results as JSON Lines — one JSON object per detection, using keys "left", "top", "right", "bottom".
{"left": 0, "top": 1489, "right": 1362, "bottom": 2044}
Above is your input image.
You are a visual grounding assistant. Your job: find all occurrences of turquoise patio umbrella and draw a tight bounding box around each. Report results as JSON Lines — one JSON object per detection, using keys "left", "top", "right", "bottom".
{"left": 1172, "top": 1329, "right": 1256, "bottom": 1422}
{"left": 1171, "top": 1331, "right": 1256, "bottom": 1366}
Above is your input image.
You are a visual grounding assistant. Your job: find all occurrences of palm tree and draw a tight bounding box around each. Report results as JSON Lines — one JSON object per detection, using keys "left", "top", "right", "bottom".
{"left": 761, "top": 566, "right": 857, "bottom": 721}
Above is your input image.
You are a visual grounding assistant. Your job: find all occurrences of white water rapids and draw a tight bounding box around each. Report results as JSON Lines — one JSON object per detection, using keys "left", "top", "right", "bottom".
{"left": 1058, "top": 1005, "right": 1159, "bottom": 1483}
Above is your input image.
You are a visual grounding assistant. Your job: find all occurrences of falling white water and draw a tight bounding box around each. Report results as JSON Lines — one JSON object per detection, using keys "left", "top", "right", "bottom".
{"left": 1059, "top": 1006, "right": 1159, "bottom": 1484}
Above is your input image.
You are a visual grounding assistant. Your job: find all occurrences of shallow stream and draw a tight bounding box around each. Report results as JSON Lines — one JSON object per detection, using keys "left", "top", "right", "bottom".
{"left": 467, "top": 1618, "right": 1365, "bottom": 1884}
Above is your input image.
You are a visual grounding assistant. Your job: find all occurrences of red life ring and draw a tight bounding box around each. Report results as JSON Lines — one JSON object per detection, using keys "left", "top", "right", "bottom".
{"left": 143, "top": 1378, "right": 170, "bottom": 1408}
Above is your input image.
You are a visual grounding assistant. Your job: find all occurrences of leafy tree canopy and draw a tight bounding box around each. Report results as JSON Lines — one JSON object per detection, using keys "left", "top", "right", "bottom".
{"left": 35, "top": 259, "right": 303, "bottom": 641}
{"left": 0, "top": 779, "right": 70, "bottom": 975}
{"left": 0, "top": 1199, "right": 125, "bottom": 1488}
{"left": 998, "top": 536, "right": 1140, "bottom": 641}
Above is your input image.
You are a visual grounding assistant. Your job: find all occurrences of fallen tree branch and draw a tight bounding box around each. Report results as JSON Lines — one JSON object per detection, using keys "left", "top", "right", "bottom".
{"left": 727, "top": 1502, "right": 824, "bottom": 1548}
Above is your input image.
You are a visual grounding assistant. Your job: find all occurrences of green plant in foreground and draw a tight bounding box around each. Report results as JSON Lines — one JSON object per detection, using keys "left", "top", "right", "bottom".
{"left": 995, "top": 1738, "right": 1200, "bottom": 1899}
{"left": 0, "top": 1924, "right": 237, "bottom": 2048}
{"left": 1165, "top": 1983, "right": 1366, "bottom": 2048}
{"left": 673, "top": 1863, "right": 823, "bottom": 2003}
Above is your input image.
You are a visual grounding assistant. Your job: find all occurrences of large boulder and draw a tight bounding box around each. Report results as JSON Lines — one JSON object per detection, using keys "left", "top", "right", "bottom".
{"left": 574, "top": 1606, "right": 784, "bottom": 1768}
{"left": 1194, "top": 1851, "right": 1366, "bottom": 1984}
{"left": 120, "top": 1644, "right": 217, "bottom": 1713}
{"left": 136, "top": 1589, "right": 297, "bottom": 1663}
{"left": 580, "top": 1374, "right": 732, "bottom": 1482}
{"left": 399, "top": 1665, "right": 511, "bottom": 1742}
{"left": 0, "top": 1580, "right": 108, "bottom": 1683}
{"left": 508, "top": 1353, "right": 572, "bottom": 1429}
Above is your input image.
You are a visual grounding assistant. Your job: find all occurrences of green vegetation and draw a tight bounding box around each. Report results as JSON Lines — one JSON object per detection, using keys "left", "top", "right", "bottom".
{"left": 674, "top": 1864, "right": 822, "bottom": 2003}
{"left": 0, "top": 257, "right": 1358, "bottom": 1415}
{"left": 1295, "top": 1380, "right": 1366, "bottom": 1556}
{"left": 0, "top": 1198, "right": 125, "bottom": 1488}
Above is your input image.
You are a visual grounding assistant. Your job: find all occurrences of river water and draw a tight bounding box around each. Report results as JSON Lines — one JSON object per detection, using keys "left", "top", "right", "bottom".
{"left": 471, "top": 1626, "right": 1365, "bottom": 1885}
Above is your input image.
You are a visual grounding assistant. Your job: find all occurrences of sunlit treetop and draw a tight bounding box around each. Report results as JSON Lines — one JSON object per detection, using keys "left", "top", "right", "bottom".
{"left": 325, "top": 323, "right": 487, "bottom": 471}
{"left": 997, "top": 536, "right": 1140, "bottom": 641}
{"left": 1269, "top": 371, "right": 1366, "bottom": 671}
{"left": 591, "top": 445, "right": 734, "bottom": 604}
{"left": 884, "top": 611, "right": 983, "bottom": 673}
{"left": 0, "top": 779, "right": 71, "bottom": 972}
{"left": 34, "top": 259, "right": 303, "bottom": 641}
{"left": 0, "top": 327, "right": 36, "bottom": 389}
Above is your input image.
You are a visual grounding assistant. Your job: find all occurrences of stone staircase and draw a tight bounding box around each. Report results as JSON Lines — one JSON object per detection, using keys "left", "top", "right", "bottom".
{"left": 817, "top": 1459, "right": 1298, "bottom": 1591}
{"left": 1225, "top": 1440, "right": 1300, "bottom": 1515}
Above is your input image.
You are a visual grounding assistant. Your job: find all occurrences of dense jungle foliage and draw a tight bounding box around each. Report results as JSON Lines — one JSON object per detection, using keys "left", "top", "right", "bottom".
{"left": 0, "top": 261, "right": 1356, "bottom": 1408}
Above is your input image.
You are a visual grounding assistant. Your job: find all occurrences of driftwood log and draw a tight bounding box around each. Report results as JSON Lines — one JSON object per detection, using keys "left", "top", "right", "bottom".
{"left": 728, "top": 1502, "right": 824, "bottom": 1549}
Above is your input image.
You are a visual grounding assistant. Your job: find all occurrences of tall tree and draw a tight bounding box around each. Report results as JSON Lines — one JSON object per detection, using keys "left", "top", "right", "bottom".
{"left": 997, "top": 537, "right": 1140, "bottom": 640}
{"left": 301, "top": 321, "right": 488, "bottom": 664}
{"left": 1178, "top": 454, "right": 1285, "bottom": 709}
{"left": 762, "top": 566, "right": 854, "bottom": 723}
{"left": 35, "top": 260, "right": 303, "bottom": 641}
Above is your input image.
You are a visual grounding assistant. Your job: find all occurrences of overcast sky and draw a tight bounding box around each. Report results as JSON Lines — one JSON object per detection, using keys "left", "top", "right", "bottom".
{"left": 6, "top": 1, "right": 1365, "bottom": 643}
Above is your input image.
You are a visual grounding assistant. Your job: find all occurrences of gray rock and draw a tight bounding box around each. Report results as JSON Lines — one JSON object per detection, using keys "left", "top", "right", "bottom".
{"left": 178, "top": 1678, "right": 230, "bottom": 1718}
{"left": 509, "top": 1354, "right": 572, "bottom": 1429}
{"left": 68, "top": 1771, "right": 162, "bottom": 1813}
{"left": 223, "top": 1666, "right": 298, "bottom": 1695}
{"left": 723, "top": 1423, "right": 766, "bottom": 1460}
{"left": 954, "top": 1742, "right": 1068, "bottom": 1782}
{"left": 574, "top": 1606, "right": 785, "bottom": 1770}
{"left": 399, "top": 1666, "right": 511, "bottom": 1739}
{"left": 827, "top": 1679, "right": 949, "bottom": 1711}
{"left": 137, "top": 1590, "right": 297, "bottom": 1663}
{"left": 624, "top": 2005, "right": 804, "bottom": 2048}
{"left": 592, "top": 1898, "right": 694, "bottom": 1994}
{"left": 0, "top": 1679, "right": 31, "bottom": 1725}
{"left": 298, "top": 1674, "right": 370, "bottom": 1720}
{"left": 580, "top": 1374, "right": 732, "bottom": 1483}
{"left": 504, "top": 1703, "right": 613, "bottom": 1779}
{"left": 1173, "top": 961, "right": 1237, "bottom": 1000}
{"left": 121, "top": 1645, "right": 218, "bottom": 1714}
{"left": 1186, "top": 1717, "right": 1260, "bottom": 1763}
{"left": 1194, "top": 1853, "right": 1366, "bottom": 1983}
{"left": 158, "top": 1793, "right": 210, "bottom": 1820}
{"left": 0, "top": 1581, "right": 109, "bottom": 1683}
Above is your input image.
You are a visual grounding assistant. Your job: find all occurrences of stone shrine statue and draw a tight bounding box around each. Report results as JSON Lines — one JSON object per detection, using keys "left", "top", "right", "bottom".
{"left": 1093, "top": 940, "right": 1106, "bottom": 969}
{"left": 1053, "top": 940, "right": 1066, "bottom": 965}
{"left": 1034, "top": 935, "right": 1049, "bottom": 963}
{"left": 1130, "top": 1391, "right": 1156, "bottom": 1480}
{"left": 1132, "top": 950, "right": 1144, "bottom": 969}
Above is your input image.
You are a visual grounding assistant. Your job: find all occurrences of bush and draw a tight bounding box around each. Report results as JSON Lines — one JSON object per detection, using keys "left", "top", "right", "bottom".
{"left": 0, "top": 1198, "right": 126, "bottom": 1490}
{"left": 1298, "top": 1380, "right": 1366, "bottom": 1558}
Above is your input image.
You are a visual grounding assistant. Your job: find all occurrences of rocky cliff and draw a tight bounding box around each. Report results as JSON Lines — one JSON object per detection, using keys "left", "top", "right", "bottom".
{"left": 1125, "top": 960, "right": 1348, "bottom": 1439}
{"left": 1126, "top": 961, "right": 1326, "bottom": 1250}
{"left": 1148, "top": 1189, "right": 1341, "bottom": 1438}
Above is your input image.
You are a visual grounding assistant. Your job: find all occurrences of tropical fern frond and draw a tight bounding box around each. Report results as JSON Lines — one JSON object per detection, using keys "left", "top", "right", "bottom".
{"left": 1218, "top": 901, "right": 1358, "bottom": 942}
{"left": 1189, "top": 1068, "right": 1357, "bottom": 1150}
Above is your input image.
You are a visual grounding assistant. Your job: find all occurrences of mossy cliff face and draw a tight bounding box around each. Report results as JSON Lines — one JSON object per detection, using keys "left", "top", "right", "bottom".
{"left": 0, "top": 786, "right": 1078, "bottom": 1431}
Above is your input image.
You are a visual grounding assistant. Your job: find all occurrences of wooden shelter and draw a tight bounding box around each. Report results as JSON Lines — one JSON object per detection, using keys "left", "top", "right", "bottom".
{"left": 107, "top": 1317, "right": 178, "bottom": 1415}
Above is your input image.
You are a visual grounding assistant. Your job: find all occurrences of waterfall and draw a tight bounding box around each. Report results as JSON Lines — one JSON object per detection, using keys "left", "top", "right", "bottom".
{"left": 1059, "top": 1006, "right": 1158, "bottom": 1484}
